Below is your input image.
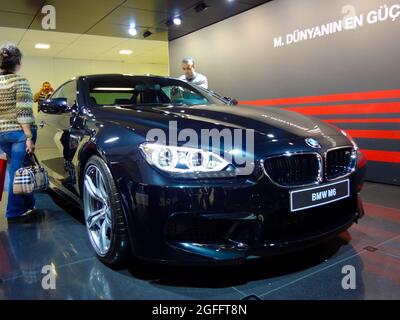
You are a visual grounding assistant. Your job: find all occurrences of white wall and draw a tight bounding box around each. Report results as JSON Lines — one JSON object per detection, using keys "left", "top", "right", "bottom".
{"left": 19, "top": 56, "right": 169, "bottom": 96}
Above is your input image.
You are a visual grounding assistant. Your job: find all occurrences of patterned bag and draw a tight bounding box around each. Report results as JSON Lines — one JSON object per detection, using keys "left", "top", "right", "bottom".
{"left": 13, "top": 153, "right": 49, "bottom": 195}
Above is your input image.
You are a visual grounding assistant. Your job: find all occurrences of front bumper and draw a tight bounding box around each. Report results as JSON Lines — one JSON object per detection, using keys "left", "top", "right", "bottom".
{"left": 116, "top": 168, "right": 365, "bottom": 265}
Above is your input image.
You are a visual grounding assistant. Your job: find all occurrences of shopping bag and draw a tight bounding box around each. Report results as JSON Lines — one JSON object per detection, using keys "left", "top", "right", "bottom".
{"left": 0, "top": 156, "right": 7, "bottom": 202}
{"left": 13, "top": 153, "right": 49, "bottom": 195}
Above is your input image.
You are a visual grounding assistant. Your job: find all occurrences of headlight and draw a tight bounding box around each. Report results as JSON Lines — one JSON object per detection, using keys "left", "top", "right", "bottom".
{"left": 139, "top": 143, "right": 236, "bottom": 178}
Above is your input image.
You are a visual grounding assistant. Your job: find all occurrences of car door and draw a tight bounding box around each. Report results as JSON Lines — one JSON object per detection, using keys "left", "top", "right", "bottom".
{"left": 36, "top": 80, "right": 78, "bottom": 194}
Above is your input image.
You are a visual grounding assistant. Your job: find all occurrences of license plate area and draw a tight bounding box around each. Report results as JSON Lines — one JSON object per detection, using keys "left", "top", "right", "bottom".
{"left": 290, "top": 180, "right": 350, "bottom": 212}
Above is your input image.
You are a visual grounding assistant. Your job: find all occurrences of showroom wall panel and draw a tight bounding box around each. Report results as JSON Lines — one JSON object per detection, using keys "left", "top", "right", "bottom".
{"left": 169, "top": 0, "right": 400, "bottom": 185}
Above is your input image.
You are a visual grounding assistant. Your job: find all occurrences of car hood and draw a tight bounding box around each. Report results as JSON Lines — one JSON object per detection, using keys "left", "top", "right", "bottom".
{"left": 93, "top": 104, "right": 349, "bottom": 150}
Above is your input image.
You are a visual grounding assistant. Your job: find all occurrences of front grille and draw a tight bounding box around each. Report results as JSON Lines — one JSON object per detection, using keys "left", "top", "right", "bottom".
{"left": 263, "top": 153, "right": 321, "bottom": 187}
{"left": 326, "top": 147, "right": 355, "bottom": 180}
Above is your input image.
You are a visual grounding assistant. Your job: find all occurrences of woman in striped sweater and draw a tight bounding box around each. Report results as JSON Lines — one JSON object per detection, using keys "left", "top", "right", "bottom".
{"left": 0, "top": 43, "right": 37, "bottom": 219}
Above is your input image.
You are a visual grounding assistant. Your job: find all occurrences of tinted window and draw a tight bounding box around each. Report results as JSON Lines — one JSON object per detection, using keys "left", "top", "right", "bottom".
{"left": 87, "top": 76, "right": 225, "bottom": 107}
{"left": 52, "top": 81, "right": 77, "bottom": 106}
{"left": 162, "top": 85, "right": 208, "bottom": 105}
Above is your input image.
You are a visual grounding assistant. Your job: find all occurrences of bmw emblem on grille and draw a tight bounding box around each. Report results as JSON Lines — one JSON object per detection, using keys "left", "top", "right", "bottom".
{"left": 305, "top": 138, "right": 321, "bottom": 148}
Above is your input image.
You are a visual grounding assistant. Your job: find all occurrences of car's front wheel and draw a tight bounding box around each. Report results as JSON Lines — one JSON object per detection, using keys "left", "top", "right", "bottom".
{"left": 83, "top": 155, "right": 129, "bottom": 266}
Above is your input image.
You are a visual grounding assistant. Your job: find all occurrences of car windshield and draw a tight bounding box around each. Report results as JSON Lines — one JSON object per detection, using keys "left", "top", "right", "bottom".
{"left": 87, "top": 76, "right": 226, "bottom": 107}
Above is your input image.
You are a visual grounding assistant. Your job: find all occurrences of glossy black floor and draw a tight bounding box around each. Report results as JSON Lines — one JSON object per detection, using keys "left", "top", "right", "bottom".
{"left": 0, "top": 182, "right": 399, "bottom": 300}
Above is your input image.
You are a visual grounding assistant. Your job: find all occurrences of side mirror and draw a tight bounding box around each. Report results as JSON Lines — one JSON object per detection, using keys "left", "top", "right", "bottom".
{"left": 230, "top": 98, "right": 239, "bottom": 106}
{"left": 224, "top": 97, "right": 239, "bottom": 106}
{"left": 39, "top": 98, "right": 70, "bottom": 114}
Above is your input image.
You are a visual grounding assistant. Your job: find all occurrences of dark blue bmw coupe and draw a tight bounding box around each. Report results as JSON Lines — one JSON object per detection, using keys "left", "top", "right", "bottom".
{"left": 36, "top": 74, "right": 366, "bottom": 266}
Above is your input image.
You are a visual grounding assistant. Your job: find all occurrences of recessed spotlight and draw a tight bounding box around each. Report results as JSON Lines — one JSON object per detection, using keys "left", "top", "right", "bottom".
{"left": 173, "top": 17, "right": 182, "bottom": 25}
{"left": 35, "top": 43, "right": 50, "bottom": 49}
{"left": 128, "top": 23, "right": 138, "bottom": 36}
{"left": 128, "top": 27, "right": 137, "bottom": 36}
{"left": 143, "top": 30, "right": 152, "bottom": 38}
{"left": 119, "top": 49, "right": 132, "bottom": 55}
{"left": 194, "top": 2, "right": 209, "bottom": 13}
{"left": 166, "top": 17, "right": 182, "bottom": 27}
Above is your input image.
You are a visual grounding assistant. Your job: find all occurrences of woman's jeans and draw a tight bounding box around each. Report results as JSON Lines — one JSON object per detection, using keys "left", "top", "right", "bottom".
{"left": 0, "top": 129, "right": 37, "bottom": 218}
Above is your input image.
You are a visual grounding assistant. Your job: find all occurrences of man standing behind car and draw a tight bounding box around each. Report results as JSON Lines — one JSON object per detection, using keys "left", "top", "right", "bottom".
{"left": 34, "top": 81, "right": 54, "bottom": 105}
{"left": 179, "top": 58, "right": 208, "bottom": 89}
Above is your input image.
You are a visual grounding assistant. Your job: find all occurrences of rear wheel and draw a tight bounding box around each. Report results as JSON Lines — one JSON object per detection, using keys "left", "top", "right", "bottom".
{"left": 83, "top": 155, "right": 129, "bottom": 266}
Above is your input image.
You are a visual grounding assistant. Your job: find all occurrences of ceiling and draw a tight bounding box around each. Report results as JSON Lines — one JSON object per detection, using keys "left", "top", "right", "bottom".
{"left": 0, "top": 26, "right": 169, "bottom": 63}
{"left": 0, "top": 0, "right": 271, "bottom": 63}
{"left": 0, "top": 0, "right": 272, "bottom": 41}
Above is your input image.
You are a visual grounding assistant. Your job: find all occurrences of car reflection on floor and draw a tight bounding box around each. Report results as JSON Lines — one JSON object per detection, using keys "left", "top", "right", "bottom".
{"left": 0, "top": 182, "right": 399, "bottom": 300}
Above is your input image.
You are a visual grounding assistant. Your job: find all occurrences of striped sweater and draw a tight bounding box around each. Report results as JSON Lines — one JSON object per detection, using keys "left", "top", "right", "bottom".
{"left": 0, "top": 74, "right": 35, "bottom": 132}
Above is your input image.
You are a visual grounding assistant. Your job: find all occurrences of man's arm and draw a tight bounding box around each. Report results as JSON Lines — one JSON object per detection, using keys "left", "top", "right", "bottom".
{"left": 33, "top": 91, "right": 41, "bottom": 102}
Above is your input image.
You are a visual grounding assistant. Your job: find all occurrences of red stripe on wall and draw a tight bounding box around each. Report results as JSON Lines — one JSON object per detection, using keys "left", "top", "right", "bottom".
{"left": 284, "top": 102, "right": 400, "bottom": 115}
{"left": 322, "top": 118, "right": 400, "bottom": 123}
{"left": 240, "top": 89, "right": 400, "bottom": 106}
{"left": 343, "top": 130, "right": 400, "bottom": 140}
{"left": 361, "top": 150, "right": 400, "bottom": 163}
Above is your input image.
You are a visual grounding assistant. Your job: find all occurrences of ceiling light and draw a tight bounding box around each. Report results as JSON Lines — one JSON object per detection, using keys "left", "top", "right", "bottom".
{"left": 143, "top": 30, "right": 152, "bottom": 38}
{"left": 166, "top": 17, "right": 182, "bottom": 27}
{"left": 119, "top": 49, "right": 132, "bottom": 55}
{"left": 128, "top": 27, "right": 137, "bottom": 36}
{"left": 128, "top": 23, "right": 138, "bottom": 36}
{"left": 173, "top": 17, "right": 182, "bottom": 25}
{"left": 35, "top": 43, "right": 50, "bottom": 49}
{"left": 194, "top": 2, "right": 209, "bottom": 13}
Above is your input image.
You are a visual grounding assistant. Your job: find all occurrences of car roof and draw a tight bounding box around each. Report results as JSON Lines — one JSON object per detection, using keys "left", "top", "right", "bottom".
{"left": 77, "top": 74, "right": 178, "bottom": 81}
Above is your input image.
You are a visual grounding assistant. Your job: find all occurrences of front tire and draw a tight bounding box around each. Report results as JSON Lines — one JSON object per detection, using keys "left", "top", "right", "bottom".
{"left": 83, "top": 155, "right": 129, "bottom": 266}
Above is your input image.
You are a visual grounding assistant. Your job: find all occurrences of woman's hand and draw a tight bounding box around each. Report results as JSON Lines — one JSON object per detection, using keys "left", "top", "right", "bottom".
{"left": 26, "top": 138, "right": 35, "bottom": 154}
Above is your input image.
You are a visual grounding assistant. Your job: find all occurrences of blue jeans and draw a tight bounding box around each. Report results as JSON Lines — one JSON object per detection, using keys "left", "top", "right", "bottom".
{"left": 0, "top": 129, "right": 37, "bottom": 218}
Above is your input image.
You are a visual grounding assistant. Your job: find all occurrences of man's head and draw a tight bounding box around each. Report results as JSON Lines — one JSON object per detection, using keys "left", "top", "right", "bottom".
{"left": 42, "top": 82, "right": 51, "bottom": 92}
{"left": 182, "top": 57, "right": 196, "bottom": 79}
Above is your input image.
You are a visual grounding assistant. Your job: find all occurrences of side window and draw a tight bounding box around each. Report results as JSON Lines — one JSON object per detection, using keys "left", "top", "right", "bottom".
{"left": 50, "top": 86, "right": 63, "bottom": 99}
{"left": 162, "top": 85, "right": 208, "bottom": 105}
{"left": 55, "top": 81, "right": 77, "bottom": 106}
{"left": 58, "top": 81, "right": 76, "bottom": 106}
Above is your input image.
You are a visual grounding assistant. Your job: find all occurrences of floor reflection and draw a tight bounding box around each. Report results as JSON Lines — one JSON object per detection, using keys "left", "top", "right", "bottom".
{"left": 0, "top": 183, "right": 399, "bottom": 299}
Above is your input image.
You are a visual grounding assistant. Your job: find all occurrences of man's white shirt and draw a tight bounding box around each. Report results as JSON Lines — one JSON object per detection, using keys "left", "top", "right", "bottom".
{"left": 179, "top": 73, "right": 208, "bottom": 89}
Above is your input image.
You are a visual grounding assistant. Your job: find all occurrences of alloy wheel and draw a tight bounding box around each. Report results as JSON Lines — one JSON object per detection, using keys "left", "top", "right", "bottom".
{"left": 83, "top": 164, "right": 112, "bottom": 256}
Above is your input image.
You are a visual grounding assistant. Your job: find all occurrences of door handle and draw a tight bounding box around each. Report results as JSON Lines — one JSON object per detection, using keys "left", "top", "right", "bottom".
{"left": 39, "top": 121, "right": 45, "bottom": 128}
